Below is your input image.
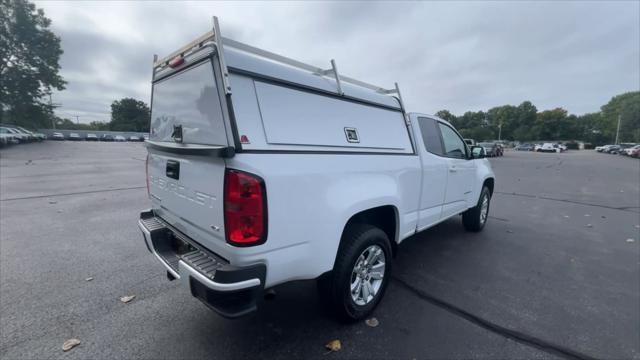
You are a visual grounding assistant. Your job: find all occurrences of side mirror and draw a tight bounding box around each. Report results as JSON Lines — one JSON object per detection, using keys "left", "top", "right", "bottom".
{"left": 471, "top": 146, "right": 485, "bottom": 159}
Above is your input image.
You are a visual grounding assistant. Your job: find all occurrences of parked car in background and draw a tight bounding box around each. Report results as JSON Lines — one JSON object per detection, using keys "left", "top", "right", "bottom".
{"left": 16, "top": 127, "right": 46, "bottom": 141}
{"left": 477, "top": 142, "right": 499, "bottom": 157}
{"left": 101, "top": 134, "right": 115, "bottom": 142}
{"left": 623, "top": 145, "right": 640, "bottom": 156}
{"left": 464, "top": 139, "right": 476, "bottom": 146}
{"left": 614, "top": 144, "right": 635, "bottom": 155}
{"left": 51, "top": 132, "right": 65, "bottom": 140}
{"left": 495, "top": 143, "right": 504, "bottom": 156}
{"left": 605, "top": 145, "right": 622, "bottom": 154}
{"left": 1, "top": 127, "right": 29, "bottom": 143}
{"left": 596, "top": 145, "right": 614, "bottom": 152}
{"left": 515, "top": 143, "right": 534, "bottom": 151}
{"left": 16, "top": 127, "right": 45, "bottom": 141}
{"left": 68, "top": 133, "right": 82, "bottom": 141}
{"left": 143, "top": 134, "right": 149, "bottom": 141}
{"left": 535, "top": 143, "right": 559, "bottom": 153}
{"left": 86, "top": 134, "right": 98, "bottom": 141}
{"left": 0, "top": 129, "right": 17, "bottom": 146}
{"left": 114, "top": 135, "right": 126, "bottom": 142}
{"left": 555, "top": 143, "right": 567, "bottom": 152}
{"left": 129, "top": 135, "right": 143, "bottom": 142}
{"left": 0, "top": 134, "right": 10, "bottom": 147}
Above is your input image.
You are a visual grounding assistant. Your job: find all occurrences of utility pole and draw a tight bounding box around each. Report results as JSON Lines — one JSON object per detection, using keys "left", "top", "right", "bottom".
{"left": 75, "top": 115, "right": 79, "bottom": 125}
{"left": 49, "top": 94, "right": 55, "bottom": 129}
{"left": 48, "top": 94, "right": 62, "bottom": 129}
{"left": 614, "top": 114, "right": 621, "bottom": 145}
{"left": 498, "top": 123, "right": 502, "bottom": 141}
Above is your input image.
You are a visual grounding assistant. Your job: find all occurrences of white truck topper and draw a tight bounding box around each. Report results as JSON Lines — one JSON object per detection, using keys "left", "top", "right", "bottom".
{"left": 150, "top": 17, "right": 413, "bottom": 155}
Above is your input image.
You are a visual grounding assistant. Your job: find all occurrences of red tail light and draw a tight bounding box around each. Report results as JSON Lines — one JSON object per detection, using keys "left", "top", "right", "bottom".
{"left": 145, "top": 154, "right": 150, "bottom": 197}
{"left": 224, "top": 169, "right": 267, "bottom": 246}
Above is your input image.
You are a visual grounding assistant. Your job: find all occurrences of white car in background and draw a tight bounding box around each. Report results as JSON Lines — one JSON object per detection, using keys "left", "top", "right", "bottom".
{"left": 535, "top": 143, "right": 560, "bottom": 153}
{"left": 1, "top": 127, "right": 29, "bottom": 143}
{"left": 114, "top": 135, "right": 126, "bottom": 142}
{"left": 51, "top": 132, "right": 65, "bottom": 140}
{"left": 624, "top": 145, "right": 640, "bottom": 156}
{"left": 0, "top": 131, "right": 16, "bottom": 146}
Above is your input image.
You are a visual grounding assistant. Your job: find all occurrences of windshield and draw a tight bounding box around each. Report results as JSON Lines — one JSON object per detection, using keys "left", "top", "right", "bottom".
{"left": 150, "top": 61, "right": 228, "bottom": 146}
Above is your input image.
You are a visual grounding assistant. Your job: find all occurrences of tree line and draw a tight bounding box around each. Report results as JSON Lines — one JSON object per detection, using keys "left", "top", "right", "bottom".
{"left": 54, "top": 98, "right": 150, "bottom": 132}
{"left": 435, "top": 91, "right": 639, "bottom": 145}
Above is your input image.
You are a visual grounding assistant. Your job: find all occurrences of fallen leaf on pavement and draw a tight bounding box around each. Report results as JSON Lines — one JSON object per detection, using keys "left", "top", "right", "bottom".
{"left": 119, "top": 295, "right": 135, "bottom": 303}
{"left": 506, "top": 230, "right": 513, "bottom": 234}
{"left": 584, "top": 214, "right": 590, "bottom": 217}
{"left": 563, "top": 215, "right": 570, "bottom": 218}
{"left": 49, "top": 201, "right": 57, "bottom": 204}
{"left": 365, "top": 318, "right": 379, "bottom": 327}
{"left": 85, "top": 277, "right": 93, "bottom": 282}
{"left": 627, "top": 239, "right": 635, "bottom": 243}
{"left": 586, "top": 224, "right": 593, "bottom": 228}
{"left": 325, "top": 339, "right": 341, "bottom": 352}
{"left": 62, "top": 339, "right": 80, "bottom": 352}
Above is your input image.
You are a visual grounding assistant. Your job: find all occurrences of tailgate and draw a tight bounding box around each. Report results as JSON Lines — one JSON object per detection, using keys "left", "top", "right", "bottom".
{"left": 148, "top": 150, "right": 226, "bottom": 251}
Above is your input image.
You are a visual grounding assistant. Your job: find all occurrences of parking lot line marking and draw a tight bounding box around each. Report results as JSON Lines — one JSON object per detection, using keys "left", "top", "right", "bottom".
{"left": 0, "top": 186, "right": 146, "bottom": 202}
{"left": 495, "top": 192, "right": 640, "bottom": 214}
{"left": 393, "top": 276, "right": 597, "bottom": 360}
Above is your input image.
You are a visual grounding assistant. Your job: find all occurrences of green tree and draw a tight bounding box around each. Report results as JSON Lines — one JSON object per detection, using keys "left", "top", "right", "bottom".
{"left": 533, "top": 108, "right": 568, "bottom": 140}
{"left": 487, "top": 105, "right": 518, "bottom": 140}
{"left": 0, "top": 0, "right": 65, "bottom": 128}
{"left": 435, "top": 109, "right": 458, "bottom": 126}
{"left": 110, "top": 98, "right": 150, "bottom": 132}
{"left": 600, "top": 92, "right": 640, "bottom": 143}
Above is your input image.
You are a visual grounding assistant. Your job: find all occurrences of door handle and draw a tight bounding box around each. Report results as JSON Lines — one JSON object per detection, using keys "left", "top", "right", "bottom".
{"left": 449, "top": 166, "right": 457, "bottom": 173}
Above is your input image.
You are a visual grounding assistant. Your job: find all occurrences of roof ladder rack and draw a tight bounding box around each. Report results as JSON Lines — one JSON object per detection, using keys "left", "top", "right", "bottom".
{"left": 320, "top": 59, "right": 344, "bottom": 95}
{"left": 152, "top": 16, "right": 406, "bottom": 110}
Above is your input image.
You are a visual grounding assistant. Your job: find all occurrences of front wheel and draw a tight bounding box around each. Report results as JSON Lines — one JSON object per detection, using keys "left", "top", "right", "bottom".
{"left": 320, "top": 224, "right": 392, "bottom": 322}
{"left": 462, "top": 186, "right": 491, "bottom": 232}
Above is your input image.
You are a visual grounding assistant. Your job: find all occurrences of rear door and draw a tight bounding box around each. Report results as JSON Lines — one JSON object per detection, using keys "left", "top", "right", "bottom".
{"left": 414, "top": 117, "right": 448, "bottom": 230}
{"left": 147, "top": 58, "right": 232, "bottom": 253}
{"left": 437, "top": 122, "right": 475, "bottom": 218}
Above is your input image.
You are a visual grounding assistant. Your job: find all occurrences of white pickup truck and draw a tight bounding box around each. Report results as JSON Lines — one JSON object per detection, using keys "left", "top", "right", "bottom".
{"left": 138, "top": 18, "right": 495, "bottom": 321}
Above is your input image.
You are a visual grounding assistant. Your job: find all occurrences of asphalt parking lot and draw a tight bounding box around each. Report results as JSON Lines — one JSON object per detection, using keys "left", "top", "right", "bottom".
{"left": 1, "top": 142, "right": 638, "bottom": 359}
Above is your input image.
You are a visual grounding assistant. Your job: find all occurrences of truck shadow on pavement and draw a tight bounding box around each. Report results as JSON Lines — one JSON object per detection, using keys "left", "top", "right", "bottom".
{"left": 170, "top": 217, "right": 496, "bottom": 358}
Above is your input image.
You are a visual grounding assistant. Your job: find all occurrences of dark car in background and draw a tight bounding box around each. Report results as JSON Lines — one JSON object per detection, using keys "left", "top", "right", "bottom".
{"left": 101, "top": 134, "right": 115, "bottom": 142}
{"left": 605, "top": 145, "right": 622, "bottom": 154}
{"left": 515, "top": 143, "right": 535, "bottom": 151}
{"left": 477, "top": 142, "right": 499, "bottom": 157}
{"left": 86, "top": 134, "right": 98, "bottom": 141}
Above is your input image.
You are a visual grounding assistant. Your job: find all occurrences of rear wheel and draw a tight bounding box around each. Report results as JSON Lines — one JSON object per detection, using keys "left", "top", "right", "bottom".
{"left": 320, "top": 224, "right": 392, "bottom": 321}
{"left": 462, "top": 186, "right": 491, "bottom": 232}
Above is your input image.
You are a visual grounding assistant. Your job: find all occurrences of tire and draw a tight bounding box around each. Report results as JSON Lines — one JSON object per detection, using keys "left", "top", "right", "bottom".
{"left": 462, "top": 186, "right": 491, "bottom": 232}
{"left": 320, "top": 223, "right": 393, "bottom": 322}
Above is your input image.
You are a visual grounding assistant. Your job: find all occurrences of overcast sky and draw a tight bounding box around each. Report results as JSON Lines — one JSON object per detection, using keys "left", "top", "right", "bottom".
{"left": 35, "top": 1, "right": 639, "bottom": 124}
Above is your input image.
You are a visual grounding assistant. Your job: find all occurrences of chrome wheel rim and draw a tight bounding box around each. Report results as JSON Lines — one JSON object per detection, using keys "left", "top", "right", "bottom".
{"left": 350, "top": 245, "right": 386, "bottom": 306}
{"left": 480, "top": 194, "right": 489, "bottom": 224}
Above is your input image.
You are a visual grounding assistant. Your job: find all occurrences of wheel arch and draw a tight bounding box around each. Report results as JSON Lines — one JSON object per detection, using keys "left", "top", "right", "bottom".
{"left": 483, "top": 177, "right": 495, "bottom": 196}
{"left": 339, "top": 205, "right": 399, "bottom": 258}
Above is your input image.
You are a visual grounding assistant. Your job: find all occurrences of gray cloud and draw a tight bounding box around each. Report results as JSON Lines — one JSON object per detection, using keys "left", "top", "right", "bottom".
{"left": 36, "top": 1, "right": 639, "bottom": 123}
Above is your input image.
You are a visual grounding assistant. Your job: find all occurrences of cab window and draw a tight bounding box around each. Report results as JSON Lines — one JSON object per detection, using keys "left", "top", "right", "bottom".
{"left": 417, "top": 117, "right": 444, "bottom": 155}
{"left": 438, "top": 123, "right": 467, "bottom": 159}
